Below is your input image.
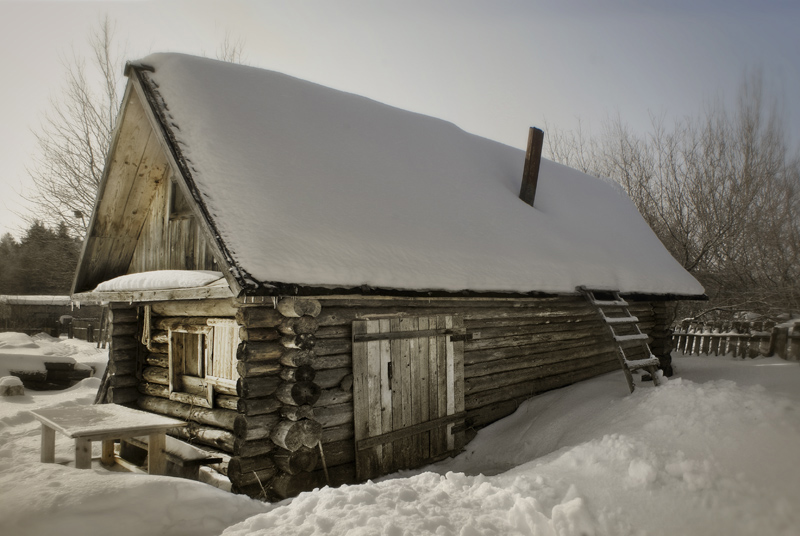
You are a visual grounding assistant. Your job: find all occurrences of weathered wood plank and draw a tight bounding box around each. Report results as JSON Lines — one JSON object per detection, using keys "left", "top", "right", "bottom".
{"left": 151, "top": 300, "right": 237, "bottom": 317}
{"left": 378, "top": 318, "right": 393, "bottom": 473}
{"left": 352, "top": 319, "right": 375, "bottom": 480}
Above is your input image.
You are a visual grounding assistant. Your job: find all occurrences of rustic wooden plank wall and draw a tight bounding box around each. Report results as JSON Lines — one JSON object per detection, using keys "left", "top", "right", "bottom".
{"left": 76, "top": 90, "right": 172, "bottom": 290}
{"left": 128, "top": 178, "right": 217, "bottom": 273}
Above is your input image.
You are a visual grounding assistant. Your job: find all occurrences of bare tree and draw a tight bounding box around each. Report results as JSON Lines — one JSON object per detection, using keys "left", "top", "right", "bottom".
{"left": 26, "top": 19, "right": 249, "bottom": 238}
{"left": 545, "top": 73, "right": 800, "bottom": 318}
{"left": 216, "top": 30, "right": 247, "bottom": 64}
{"left": 25, "top": 16, "right": 124, "bottom": 237}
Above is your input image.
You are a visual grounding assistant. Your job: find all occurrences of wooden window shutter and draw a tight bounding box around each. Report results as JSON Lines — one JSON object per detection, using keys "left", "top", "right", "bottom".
{"left": 207, "top": 319, "right": 239, "bottom": 389}
{"left": 352, "top": 315, "right": 465, "bottom": 481}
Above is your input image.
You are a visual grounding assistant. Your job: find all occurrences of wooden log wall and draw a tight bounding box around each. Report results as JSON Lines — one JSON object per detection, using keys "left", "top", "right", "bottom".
{"left": 121, "top": 294, "right": 667, "bottom": 502}
{"left": 105, "top": 304, "right": 140, "bottom": 405}
{"left": 134, "top": 300, "right": 238, "bottom": 468}
{"left": 232, "top": 298, "right": 333, "bottom": 501}
{"left": 311, "top": 296, "right": 663, "bottom": 444}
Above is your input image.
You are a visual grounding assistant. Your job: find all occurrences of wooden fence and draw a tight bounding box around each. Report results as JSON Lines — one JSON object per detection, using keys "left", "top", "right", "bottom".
{"left": 671, "top": 320, "right": 800, "bottom": 361}
{"left": 0, "top": 296, "right": 107, "bottom": 344}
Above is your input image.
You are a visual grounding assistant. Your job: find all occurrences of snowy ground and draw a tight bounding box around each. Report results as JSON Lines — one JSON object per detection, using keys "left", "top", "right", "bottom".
{"left": 1, "top": 334, "right": 798, "bottom": 536}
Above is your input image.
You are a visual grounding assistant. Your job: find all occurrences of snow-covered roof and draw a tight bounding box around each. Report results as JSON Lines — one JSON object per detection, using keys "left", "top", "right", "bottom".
{"left": 130, "top": 53, "right": 703, "bottom": 297}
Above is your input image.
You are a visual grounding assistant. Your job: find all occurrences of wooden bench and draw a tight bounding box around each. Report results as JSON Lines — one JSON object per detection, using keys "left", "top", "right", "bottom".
{"left": 121, "top": 435, "right": 223, "bottom": 480}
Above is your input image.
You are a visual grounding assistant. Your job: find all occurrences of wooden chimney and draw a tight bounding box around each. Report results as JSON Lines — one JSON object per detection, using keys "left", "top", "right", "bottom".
{"left": 519, "top": 127, "right": 544, "bottom": 207}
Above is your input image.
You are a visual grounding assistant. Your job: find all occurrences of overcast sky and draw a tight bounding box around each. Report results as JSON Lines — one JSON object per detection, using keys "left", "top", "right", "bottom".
{"left": 1, "top": 0, "right": 798, "bottom": 239}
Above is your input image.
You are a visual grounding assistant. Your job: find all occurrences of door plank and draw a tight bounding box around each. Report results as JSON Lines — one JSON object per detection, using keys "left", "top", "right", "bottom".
{"left": 427, "top": 316, "right": 442, "bottom": 458}
{"left": 416, "top": 316, "right": 431, "bottom": 461}
{"left": 390, "top": 317, "right": 405, "bottom": 469}
{"left": 436, "top": 316, "right": 448, "bottom": 456}
{"left": 398, "top": 316, "right": 415, "bottom": 469}
{"left": 379, "top": 318, "right": 393, "bottom": 474}
{"left": 353, "top": 320, "right": 378, "bottom": 480}
{"left": 366, "top": 320, "right": 382, "bottom": 469}
{"left": 445, "top": 316, "right": 456, "bottom": 451}
{"left": 452, "top": 316, "right": 466, "bottom": 451}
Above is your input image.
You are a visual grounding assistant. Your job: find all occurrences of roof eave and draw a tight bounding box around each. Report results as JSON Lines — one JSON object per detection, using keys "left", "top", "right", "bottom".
{"left": 237, "top": 279, "right": 707, "bottom": 301}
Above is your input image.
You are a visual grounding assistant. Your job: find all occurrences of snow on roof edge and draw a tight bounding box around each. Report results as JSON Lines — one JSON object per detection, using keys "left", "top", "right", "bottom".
{"left": 128, "top": 53, "right": 705, "bottom": 298}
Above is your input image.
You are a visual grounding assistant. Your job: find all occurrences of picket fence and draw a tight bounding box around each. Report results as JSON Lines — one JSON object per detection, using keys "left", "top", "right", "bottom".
{"left": 671, "top": 319, "right": 800, "bottom": 361}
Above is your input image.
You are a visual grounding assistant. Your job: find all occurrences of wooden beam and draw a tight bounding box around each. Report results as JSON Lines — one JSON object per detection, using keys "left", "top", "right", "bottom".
{"left": 355, "top": 412, "right": 466, "bottom": 451}
{"left": 519, "top": 127, "right": 544, "bottom": 207}
{"left": 72, "top": 285, "right": 234, "bottom": 304}
{"left": 353, "top": 327, "right": 466, "bottom": 343}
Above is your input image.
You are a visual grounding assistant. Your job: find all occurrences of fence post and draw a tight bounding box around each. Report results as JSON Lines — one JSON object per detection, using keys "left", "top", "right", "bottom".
{"left": 760, "top": 321, "right": 775, "bottom": 356}
{"left": 678, "top": 321, "right": 689, "bottom": 354}
{"left": 698, "top": 322, "right": 714, "bottom": 355}
{"left": 748, "top": 322, "right": 761, "bottom": 358}
{"left": 707, "top": 321, "right": 718, "bottom": 356}
{"left": 683, "top": 322, "right": 693, "bottom": 355}
{"left": 770, "top": 325, "right": 789, "bottom": 359}
{"left": 789, "top": 321, "right": 800, "bottom": 362}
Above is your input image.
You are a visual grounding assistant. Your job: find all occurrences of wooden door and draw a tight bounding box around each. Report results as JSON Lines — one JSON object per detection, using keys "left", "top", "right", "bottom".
{"left": 352, "top": 315, "right": 465, "bottom": 480}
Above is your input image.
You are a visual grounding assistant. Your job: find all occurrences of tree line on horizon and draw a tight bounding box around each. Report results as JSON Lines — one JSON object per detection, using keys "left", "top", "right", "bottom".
{"left": 0, "top": 222, "right": 80, "bottom": 296}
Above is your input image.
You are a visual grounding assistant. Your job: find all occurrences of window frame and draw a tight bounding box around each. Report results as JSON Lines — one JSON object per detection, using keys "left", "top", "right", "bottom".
{"left": 167, "top": 319, "right": 240, "bottom": 409}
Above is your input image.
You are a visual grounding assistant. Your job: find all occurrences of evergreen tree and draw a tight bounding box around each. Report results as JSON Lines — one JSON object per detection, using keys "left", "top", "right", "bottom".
{"left": 0, "top": 233, "right": 22, "bottom": 294}
{"left": 1, "top": 222, "right": 80, "bottom": 295}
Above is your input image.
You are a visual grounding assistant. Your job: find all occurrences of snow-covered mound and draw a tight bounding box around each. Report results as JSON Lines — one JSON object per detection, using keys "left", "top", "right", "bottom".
{"left": 222, "top": 355, "right": 800, "bottom": 536}
{"left": 0, "top": 332, "right": 40, "bottom": 349}
{"left": 2, "top": 351, "right": 797, "bottom": 536}
{"left": 0, "top": 333, "right": 103, "bottom": 378}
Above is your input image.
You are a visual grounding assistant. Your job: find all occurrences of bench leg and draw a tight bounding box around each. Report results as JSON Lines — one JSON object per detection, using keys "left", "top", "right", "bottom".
{"left": 101, "top": 440, "right": 116, "bottom": 466}
{"left": 75, "top": 438, "right": 92, "bottom": 469}
{"left": 41, "top": 425, "right": 55, "bottom": 463}
{"left": 148, "top": 433, "right": 167, "bottom": 475}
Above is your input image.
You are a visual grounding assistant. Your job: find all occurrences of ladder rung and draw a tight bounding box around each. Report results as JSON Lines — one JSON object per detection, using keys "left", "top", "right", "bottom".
{"left": 614, "top": 333, "right": 649, "bottom": 342}
{"left": 626, "top": 356, "right": 660, "bottom": 370}
{"left": 604, "top": 316, "right": 639, "bottom": 324}
{"left": 592, "top": 299, "right": 629, "bottom": 307}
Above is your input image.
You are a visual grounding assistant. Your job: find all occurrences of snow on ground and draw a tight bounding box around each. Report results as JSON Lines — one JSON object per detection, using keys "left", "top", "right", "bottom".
{"left": 1, "top": 336, "right": 798, "bottom": 536}
{"left": 0, "top": 332, "right": 103, "bottom": 378}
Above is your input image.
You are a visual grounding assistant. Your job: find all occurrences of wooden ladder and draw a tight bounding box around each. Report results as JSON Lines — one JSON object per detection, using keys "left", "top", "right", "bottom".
{"left": 579, "top": 287, "right": 661, "bottom": 393}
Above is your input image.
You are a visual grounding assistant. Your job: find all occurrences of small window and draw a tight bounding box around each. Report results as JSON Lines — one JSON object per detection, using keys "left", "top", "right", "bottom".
{"left": 168, "top": 180, "right": 193, "bottom": 221}
{"left": 168, "top": 320, "right": 239, "bottom": 408}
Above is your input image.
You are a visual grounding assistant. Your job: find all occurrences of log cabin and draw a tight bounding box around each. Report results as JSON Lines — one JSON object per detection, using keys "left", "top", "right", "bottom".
{"left": 71, "top": 53, "right": 704, "bottom": 500}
